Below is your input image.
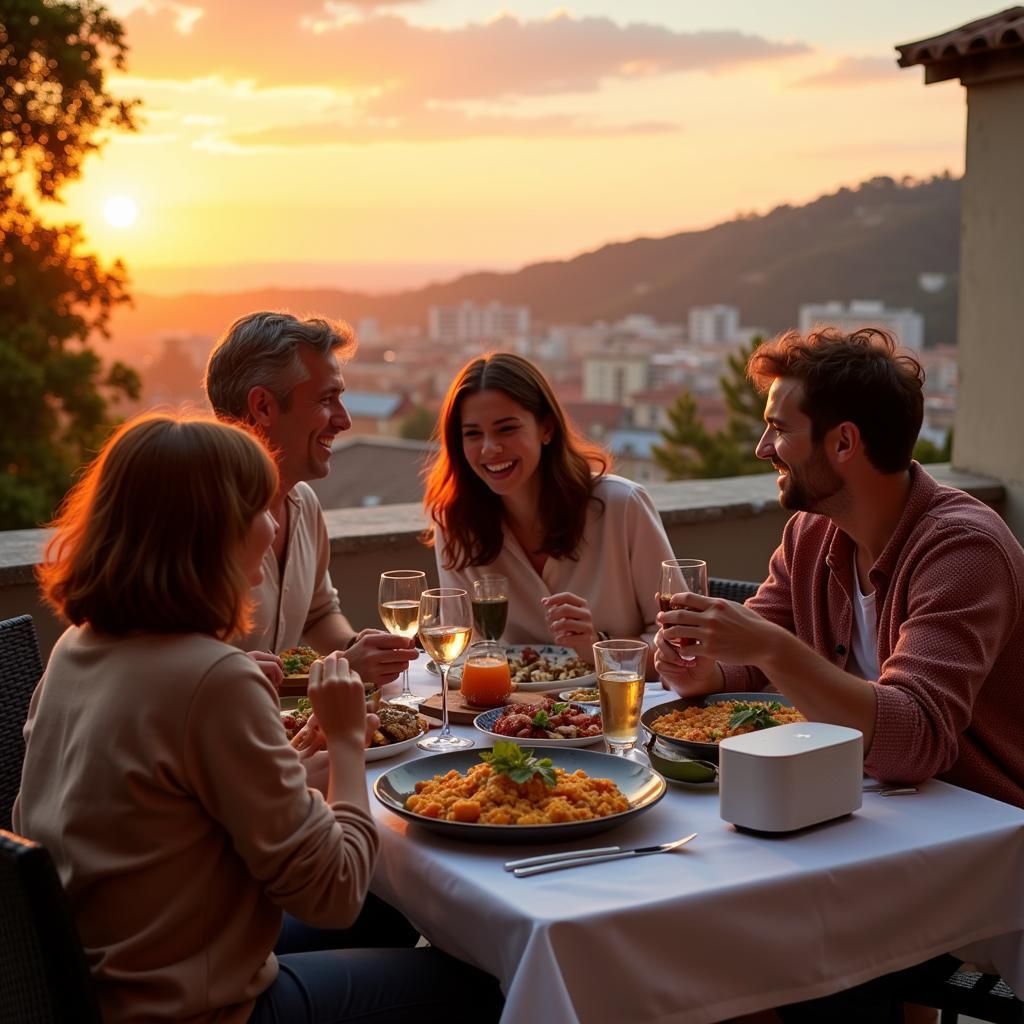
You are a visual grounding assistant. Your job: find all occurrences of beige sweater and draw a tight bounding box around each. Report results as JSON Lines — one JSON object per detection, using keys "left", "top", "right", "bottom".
{"left": 14, "top": 627, "right": 379, "bottom": 1023}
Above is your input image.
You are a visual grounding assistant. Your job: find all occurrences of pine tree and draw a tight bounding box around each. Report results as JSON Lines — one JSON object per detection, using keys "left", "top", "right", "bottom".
{"left": 653, "top": 336, "right": 770, "bottom": 481}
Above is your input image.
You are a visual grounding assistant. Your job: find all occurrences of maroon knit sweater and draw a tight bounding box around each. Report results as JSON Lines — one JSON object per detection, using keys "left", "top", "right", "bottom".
{"left": 721, "top": 463, "right": 1024, "bottom": 808}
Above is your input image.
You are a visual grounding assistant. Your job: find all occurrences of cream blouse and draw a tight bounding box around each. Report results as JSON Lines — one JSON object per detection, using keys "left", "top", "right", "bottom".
{"left": 435, "top": 475, "right": 675, "bottom": 648}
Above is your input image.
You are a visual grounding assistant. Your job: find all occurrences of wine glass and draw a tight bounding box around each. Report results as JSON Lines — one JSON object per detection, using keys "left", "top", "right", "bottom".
{"left": 471, "top": 574, "right": 509, "bottom": 642}
{"left": 417, "top": 588, "right": 474, "bottom": 751}
{"left": 378, "top": 570, "right": 427, "bottom": 708}
{"left": 659, "top": 559, "right": 708, "bottom": 661}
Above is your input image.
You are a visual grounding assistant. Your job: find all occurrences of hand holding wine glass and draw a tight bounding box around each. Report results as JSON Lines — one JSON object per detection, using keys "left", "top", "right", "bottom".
{"left": 378, "top": 570, "right": 427, "bottom": 708}
{"left": 417, "top": 588, "right": 474, "bottom": 751}
{"left": 659, "top": 559, "right": 708, "bottom": 661}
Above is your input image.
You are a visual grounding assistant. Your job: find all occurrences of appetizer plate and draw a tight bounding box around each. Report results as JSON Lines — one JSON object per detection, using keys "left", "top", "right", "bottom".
{"left": 427, "top": 643, "right": 597, "bottom": 693}
{"left": 472, "top": 704, "right": 603, "bottom": 748}
{"left": 365, "top": 729, "right": 425, "bottom": 762}
{"left": 374, "top": 747, "right": 667, "bottom": 843}
{"left": 641, "top": 692, "right": 798, "bottom": 766}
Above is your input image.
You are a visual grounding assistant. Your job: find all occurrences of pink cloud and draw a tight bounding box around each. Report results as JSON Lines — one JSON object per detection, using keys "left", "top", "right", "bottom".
{"left": 119, "top": 5, "right": 809, "bottom": 141}
{"left": 792, "top": 55, "right": 899, "bottom": 89}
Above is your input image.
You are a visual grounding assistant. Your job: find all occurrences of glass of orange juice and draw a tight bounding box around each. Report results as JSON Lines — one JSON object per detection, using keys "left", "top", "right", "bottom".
{"left": 460, "top": 642, "right": 513, "bottom": 708}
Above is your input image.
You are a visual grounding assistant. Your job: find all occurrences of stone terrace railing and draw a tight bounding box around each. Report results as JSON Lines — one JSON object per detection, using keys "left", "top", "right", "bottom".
{"left": 0, "top": 465, "right": 1006, "bottom": 660}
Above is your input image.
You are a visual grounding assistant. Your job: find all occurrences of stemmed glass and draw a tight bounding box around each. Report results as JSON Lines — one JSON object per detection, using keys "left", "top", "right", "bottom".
{"left": 417, "top": 588, "right": 474, "bottom": 751}
{"left": 378, "top": 570, "right": 427, "bottom": 708}
{"left": 659, "top": 559, "right": 708, "bottom": 661}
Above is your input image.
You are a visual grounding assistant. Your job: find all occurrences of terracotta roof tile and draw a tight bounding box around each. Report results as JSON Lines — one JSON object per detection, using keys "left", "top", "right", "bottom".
{"left": 897, "top": 7, "right": 1024, "bottom": 82}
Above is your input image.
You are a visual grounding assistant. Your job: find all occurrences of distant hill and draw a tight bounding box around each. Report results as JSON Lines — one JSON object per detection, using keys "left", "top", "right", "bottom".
{"left": 109, "top": 175, "right": 960, "bottom": 352}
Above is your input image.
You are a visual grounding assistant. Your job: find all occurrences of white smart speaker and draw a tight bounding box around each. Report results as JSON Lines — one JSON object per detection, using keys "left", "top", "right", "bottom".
{"left": 718, "top": 722, "right": 863, "bottom": 833}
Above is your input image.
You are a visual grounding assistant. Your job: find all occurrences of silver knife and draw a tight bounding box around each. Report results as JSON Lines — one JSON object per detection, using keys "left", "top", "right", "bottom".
{"left": 510, "top": 833, "right": 698, "bottom": 878}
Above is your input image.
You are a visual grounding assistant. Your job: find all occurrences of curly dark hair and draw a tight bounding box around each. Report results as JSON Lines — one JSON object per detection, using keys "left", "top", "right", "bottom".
{"left": 748, "top": 327, "right": 925, "bottom": 473}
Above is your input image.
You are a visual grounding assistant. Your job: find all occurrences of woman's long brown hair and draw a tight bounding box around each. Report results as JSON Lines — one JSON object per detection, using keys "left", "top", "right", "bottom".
{"left": 38, "top": 412, "right": 278, "bottom": 639}
{"left": 423, "top": 353, "right": 609, "bottom": 570}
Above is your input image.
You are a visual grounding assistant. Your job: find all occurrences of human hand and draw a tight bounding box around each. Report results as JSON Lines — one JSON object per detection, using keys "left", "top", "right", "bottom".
{"left": 654, "top": 627, "right": 722, "bottom": 696}
{"left": 291, "top": 711, "right": 326, "bottom": 754}
{"left": 247, "top": 650, "right": 283, "bottom": 689}
{"left": 344, "top": 629, "right": 418, "bottom": 686}
{"left": 307, "top": 653, "right": 367, "bottom": 746}
{"left": 541, "top": 592, "right": 597, "bottom": 664}
{"left": 657, "top": 592, "right": 781, "bottom": 672}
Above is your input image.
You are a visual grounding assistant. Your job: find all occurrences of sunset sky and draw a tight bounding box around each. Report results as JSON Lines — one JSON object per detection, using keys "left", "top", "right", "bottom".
{"left": 51, "top": 1, "right": 990, "bottom": 293}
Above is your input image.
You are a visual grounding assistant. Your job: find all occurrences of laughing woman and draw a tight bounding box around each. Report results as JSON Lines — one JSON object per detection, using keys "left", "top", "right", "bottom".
{"left": 14, "top": 412, "right": 501, "bottom": 1024}
{"left": 424, "top": 352, "right": 674, "bottom": 677}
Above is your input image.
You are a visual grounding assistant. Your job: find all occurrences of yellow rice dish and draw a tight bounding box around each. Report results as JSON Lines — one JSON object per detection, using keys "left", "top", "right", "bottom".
{"left": 651, "top": 700, "right": 806, "bottom": 744}
{"left": 405, "top": 763, "right": 629, "bottom": 825}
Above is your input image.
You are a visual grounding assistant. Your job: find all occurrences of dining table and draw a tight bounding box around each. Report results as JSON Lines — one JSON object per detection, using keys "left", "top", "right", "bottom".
{"left": 366, "top": 656, "right": 1024, "bottom": 1024}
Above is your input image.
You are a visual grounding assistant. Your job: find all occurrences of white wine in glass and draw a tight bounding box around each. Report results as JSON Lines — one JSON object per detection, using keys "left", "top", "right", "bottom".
{"left": 378, "top": 570, "right": 427, "bottom": 708}
{"left": 418, "top": 588, "right": 473, "bottom": 751}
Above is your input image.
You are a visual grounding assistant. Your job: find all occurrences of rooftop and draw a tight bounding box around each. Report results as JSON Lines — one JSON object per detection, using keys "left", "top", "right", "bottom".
{"left": 897, "top": 6, "right": 1024, "bottom": 83}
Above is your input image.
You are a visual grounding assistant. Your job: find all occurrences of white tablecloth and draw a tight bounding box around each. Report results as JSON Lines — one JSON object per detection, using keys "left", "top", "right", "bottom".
{"left": 367, "top": 659, "right": 1024, "bottom": 1024}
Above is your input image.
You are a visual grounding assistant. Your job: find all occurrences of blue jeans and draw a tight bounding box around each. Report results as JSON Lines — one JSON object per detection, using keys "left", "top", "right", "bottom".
{"left": 248, "top": 895, "right": 504, "bottom": 1023}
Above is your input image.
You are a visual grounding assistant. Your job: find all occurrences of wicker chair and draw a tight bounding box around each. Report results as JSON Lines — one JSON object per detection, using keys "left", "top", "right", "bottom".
{"left": 0, "top": 829, "right": 102, "bottom": 1022}
{"left": 0, "top": 615, "right": 43, "bottom": 831}
{"left": 894, "top": 953, "right": 1023, "bottom": 1024}
{"left": 708, "top": 577, "right": 760, "bottom": 603}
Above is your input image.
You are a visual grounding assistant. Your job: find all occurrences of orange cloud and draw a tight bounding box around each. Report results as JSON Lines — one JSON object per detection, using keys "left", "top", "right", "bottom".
{"left": 119, "top": 5, "right": 809, "bottom": 141}
{"left": 226, "top": 110, "right": 679, "bottom": 146}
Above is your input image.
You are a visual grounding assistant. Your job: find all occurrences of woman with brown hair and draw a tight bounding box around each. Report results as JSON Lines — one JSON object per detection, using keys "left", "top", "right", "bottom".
{"left": 15, "top": 412, "right": 501, "bottom": 1023}
{"left": 425, "top": 352, "right": 673, "bottom": 673}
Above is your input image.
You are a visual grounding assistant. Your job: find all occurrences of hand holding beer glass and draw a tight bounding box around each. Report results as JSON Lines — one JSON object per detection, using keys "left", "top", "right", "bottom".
{"left": 593, "top": 639, "right": 648, "bottom": 756}
{"left": 659, "top": 559, "right": 708, "bottom": 661}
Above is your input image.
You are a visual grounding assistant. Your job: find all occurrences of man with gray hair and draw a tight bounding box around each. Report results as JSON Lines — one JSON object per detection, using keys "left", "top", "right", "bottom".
{"left": 204, "top": 310, "right": 416, "bottom": 687}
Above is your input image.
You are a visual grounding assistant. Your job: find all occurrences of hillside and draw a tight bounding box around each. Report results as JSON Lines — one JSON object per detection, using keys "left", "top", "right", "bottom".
{"left": 109, "top": 175, "right": 960, "bottom": 352}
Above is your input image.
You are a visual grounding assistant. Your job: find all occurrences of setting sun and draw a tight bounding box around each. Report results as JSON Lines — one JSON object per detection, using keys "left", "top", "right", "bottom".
{"left": 103, "top": 195, "right": 138, "bottom": 229}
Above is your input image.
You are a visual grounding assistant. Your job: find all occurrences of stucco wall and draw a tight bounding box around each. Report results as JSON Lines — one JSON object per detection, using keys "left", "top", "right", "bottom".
{"left": 955, "top": 75, "right": 1024, "bottom": 535}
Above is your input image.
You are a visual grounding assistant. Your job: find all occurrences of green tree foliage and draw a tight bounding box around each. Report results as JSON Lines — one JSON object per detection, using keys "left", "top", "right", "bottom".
{"left": 913, "top": 430, "right": 953, "bottom": 465}
{"left": 0, "top": 0, "right": 140, "bottom": 528}
{"left": 653, "top": 336, "right": 770, "bottom": 480}
{"left": 399, "top": 406, "right": 437, "bottom": 442}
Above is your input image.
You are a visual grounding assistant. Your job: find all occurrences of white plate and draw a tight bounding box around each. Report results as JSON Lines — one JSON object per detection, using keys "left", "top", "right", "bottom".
{"left": 428, "top": 643, "right": 597, "bottom": 693}
{"left": 472, "top": 704, "right": 604, "bottom": 748}
{"left": 364, "top": 729, "right": 425, "bottom": 762}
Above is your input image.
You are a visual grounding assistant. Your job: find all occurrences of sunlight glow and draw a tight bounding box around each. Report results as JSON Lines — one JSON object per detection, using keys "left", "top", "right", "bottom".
{"left": 103, "top": 196, "right": 138, "bottom": 229}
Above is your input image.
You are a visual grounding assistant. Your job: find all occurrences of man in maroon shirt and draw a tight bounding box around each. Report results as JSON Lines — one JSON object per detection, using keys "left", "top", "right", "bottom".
{"left": 656, "top": 327, "right": 1024, "bottom": 808}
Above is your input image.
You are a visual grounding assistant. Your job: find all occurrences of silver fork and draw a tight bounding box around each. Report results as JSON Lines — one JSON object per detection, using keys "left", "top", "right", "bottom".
{"left": 505, "top": 833, "right": 698, "bottom": 878}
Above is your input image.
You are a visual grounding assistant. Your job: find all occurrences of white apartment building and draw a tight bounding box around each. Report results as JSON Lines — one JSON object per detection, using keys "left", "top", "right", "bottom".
{"left": 798, "top": 301, "right": 925, "bottom": 351}
{"left": 582, "top": 352, "right": 650, "bottom": 404}
{"left": 428, "top": 301, "right": 531, "bottom": 343}
{"left": 688, "top": 305, "right": 741, "bottom": 346}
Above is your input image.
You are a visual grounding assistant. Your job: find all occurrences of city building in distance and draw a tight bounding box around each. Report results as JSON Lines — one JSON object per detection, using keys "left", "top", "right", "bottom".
{"left": 798, "top": 300, "right": 925, "bottom": 351}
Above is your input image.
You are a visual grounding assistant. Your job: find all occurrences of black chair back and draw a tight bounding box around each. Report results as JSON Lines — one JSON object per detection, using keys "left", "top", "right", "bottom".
{"left": 0, "top": 615, "right": 43, "bottom": 831}
{"left": 709, "top": 577, "right": 760, "bottom": 603}
{"left": 0, "top": 829, "right": 102, "bottom": 1022}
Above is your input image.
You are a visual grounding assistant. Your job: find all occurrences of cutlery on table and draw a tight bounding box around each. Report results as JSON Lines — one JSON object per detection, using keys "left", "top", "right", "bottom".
{"left": 505, "top": 833, "right": 698, "bottom": 878}
{"left": 863, "top": 782, "right": 919, "bottom": 796}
